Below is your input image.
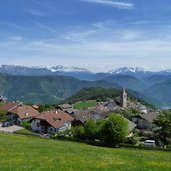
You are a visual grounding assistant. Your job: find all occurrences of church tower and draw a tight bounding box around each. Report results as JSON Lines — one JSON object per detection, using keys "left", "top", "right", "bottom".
{"left": 120, "top": 87, "right": 127, "bottom": 108}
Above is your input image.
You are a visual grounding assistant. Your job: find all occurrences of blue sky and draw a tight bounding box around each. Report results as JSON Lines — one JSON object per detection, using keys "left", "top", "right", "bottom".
{"left": 0, "top": 0, "right": 171, "bottom": 72}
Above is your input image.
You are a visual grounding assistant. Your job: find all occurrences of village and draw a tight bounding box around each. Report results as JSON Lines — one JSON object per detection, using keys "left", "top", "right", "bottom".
{"left": 0, "top": 88, "right": 160, "bottom": 146}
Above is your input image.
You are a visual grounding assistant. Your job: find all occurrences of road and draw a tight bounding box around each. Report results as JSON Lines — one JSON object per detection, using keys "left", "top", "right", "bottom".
{"left": 0, "top": 123, "right": 23, "bottom": 133}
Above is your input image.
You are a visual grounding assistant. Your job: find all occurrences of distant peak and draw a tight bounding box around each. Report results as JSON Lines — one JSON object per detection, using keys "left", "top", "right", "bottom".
{"left": 108, "top": 67, "right": 149, "bottom": 74}
{"left": 0, "top": 64, "right": 91, "bottom": 73}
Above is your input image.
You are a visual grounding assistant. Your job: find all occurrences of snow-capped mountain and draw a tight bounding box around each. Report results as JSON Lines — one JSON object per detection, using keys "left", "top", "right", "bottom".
{"left": 107, "top": 67, "right": 153, "bottom": 79}
{"left": 108, "top": 67, "right": 149, "bottom": 74}
{"left": 50, "top": 65, "right": 90, "bottom": 73}
{"left": 0, "top": 65, "right": 93, "bottom": 80}
{"left": 0, "top": 65, "right": 90, "bottom": 74}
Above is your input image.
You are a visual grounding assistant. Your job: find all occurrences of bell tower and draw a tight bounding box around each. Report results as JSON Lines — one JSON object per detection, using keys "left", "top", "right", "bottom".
{"left": 120, "top": 87, "right": 127, "bottom": 108}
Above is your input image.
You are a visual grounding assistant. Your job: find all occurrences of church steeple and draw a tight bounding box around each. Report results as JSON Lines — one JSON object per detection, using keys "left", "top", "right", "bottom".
{"left": 120, "top": 87, "right": 127, "bottom": 108}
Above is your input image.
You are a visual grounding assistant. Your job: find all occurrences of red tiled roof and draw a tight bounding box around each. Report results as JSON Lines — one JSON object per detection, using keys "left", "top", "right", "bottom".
{"left": 10, "top": 105, "right": 40, "bottom": 119}
{"left": 35, "top": 109, "right": 74, "bottom": 128}
{"left": 0, "top": 102, "right": 19, "bottom": 112}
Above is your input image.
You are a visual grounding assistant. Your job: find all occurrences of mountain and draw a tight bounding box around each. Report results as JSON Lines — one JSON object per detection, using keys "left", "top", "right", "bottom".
{"left": 143, "top": 75, "right": 171, "bottom": 86}
{"left": 108, "top": 67, "right": 153, "bottom": 79}
{"left": 91, "top": 73, "right": 111, "bottom": 81}
{"left": 0, "top": 65, "right": 93, "bottom": 80}
{"left": 103, "top": 75, "right": 145, "bottom": 92}
{"left": 0, "top": 74, "right": 119, "bottom": 104}
{"left": 143, "top": 79, "right": 171, "bottom": 108}
{"left": 108, "top": 67, "right": 148, "bottom": 74}
{"left": 2, "top": 65, "right": 171, "bottom": 107}
{"left": 157, "top": 69, "right": 171, "bottom": 75}
{"left": 50, "top": 65, "right": 89, "bottom": 73}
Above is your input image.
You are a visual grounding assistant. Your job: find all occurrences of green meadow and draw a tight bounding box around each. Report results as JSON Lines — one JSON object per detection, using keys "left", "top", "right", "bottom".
{"left": 73, "top": 100, "right": 97, "bottom": 109}
{"left": 0, "top": 134, "right": 171, "bottom": 171}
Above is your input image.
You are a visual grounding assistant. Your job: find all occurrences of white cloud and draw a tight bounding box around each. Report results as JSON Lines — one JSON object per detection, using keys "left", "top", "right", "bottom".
{"left": 82, "top": 0, "right": 134, "bottom": 9}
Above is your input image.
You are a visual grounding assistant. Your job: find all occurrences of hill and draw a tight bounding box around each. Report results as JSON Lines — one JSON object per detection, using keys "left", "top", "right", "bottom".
{"left": 144, "top": 79, "right": 171, "bottom": 108}
{"left": 143, "top": 75, "right": 171, "bottom": 86}
{"left": 103, "top": 75, "right": 145, "bottom": 92}
{"left": 0, "top": 74, "right": 119, "bottom": 104}
{"left": 0, "top": 134, "right": 171, "bottom": 171}
{"left": 64, "top": 87, "right": 123, "bottom": 104}
{"left": 64, "top": 87, "right": 154, "bottom": 108}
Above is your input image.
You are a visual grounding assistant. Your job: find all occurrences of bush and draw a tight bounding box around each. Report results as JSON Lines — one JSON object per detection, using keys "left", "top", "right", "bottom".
{"left": 71, "top": 126, "right": 85, "bottom": 140}
{"left": 72, "top": 113, "right": 129, "bottom": 147}
{"left": 0, "top": 110, "right": 7, "bottom": 122}
{"left": 84, "top": 119, "right": 97, "bottom": 140}
{"left": 123, "top": 137, "right": 137, "bottom": 145}
{"left": 22, "top": 121, "right": 31, "bottom": 129}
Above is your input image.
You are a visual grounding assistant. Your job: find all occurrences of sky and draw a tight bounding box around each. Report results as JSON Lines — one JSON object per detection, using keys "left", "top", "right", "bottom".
{"left": 0, "top": 0, "right": 171, "bottom": 72}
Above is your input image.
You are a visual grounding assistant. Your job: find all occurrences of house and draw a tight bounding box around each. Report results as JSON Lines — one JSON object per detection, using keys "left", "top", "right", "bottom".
{"left": 58, "top": 104, "right": 75, "bottom": 115}
{"left": 124, "top": 117, "right": 137, "bottom": 133}
{"left": 72, "top": 109, "right": 91, "bottom": 126}
{"left": 7, "top": 104, "right": 40, "bottom": 124}
{"left": 0, "top": 101, "right": 38, "bottom": 124}
{"left": 0, "top": 101, "right": 20, "bottom": 112}
{"left": 72, "top": 108, "right": 110, "bottom": 126}
{"left": 105, "top": 99, "right": 118, "bottom": 111}
{"left": 132, "top": 112, "right": 159, "bottom": 130}
{"left": 31, "top": 109, "right": 74, "bottom": 135}
{"left": 32, "top": 104, "right": 39, "bottom": 110}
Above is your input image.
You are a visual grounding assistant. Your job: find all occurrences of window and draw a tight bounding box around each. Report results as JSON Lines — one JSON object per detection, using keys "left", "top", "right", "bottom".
{"left": 37, "top": 123, "right": 40, "bottom": 127}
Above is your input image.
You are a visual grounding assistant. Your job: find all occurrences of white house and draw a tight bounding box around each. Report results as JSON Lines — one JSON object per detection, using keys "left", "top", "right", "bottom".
{"left": 31, "top": 109, "right": 74, "bottom": 135}
{"left": 0, "top": 102, "right": 40, "bottom": 125}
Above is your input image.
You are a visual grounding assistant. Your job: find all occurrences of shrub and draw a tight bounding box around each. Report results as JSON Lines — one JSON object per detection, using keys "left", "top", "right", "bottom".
{"left": 123, "top": 137, "right": 137, "bottom": 145}
{"left": 71, "top": 126, "right": 85, "bottom": 140}
{"left": 84, "top": 119, "right": 97, "bottom": 140}
{"left": 22, "top": 121, "right": 31, "bottom": 129}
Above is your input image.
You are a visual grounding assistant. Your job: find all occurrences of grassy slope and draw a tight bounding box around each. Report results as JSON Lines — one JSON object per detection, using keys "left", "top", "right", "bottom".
{"left": 0, "top": 134, "right": 171, "bottom": 171}
{"left": 73, "top": 100, "right": 97, "bottom": 109}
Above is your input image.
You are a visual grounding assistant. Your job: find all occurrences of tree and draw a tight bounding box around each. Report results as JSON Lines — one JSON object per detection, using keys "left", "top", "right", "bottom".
{"left": 153, "top": 111, "right": 171, "bottom": 146}
{"left": 84, "top": 119, "right": 97, "bottom": 140}
{"left": 71, "top": 126, "right": 85, "bottom": 140}
{"left": 99, "top": 113, "right": 128, "bottom": 146}
{"left": 0, "top": 110, "right": 8, "bottom": 122}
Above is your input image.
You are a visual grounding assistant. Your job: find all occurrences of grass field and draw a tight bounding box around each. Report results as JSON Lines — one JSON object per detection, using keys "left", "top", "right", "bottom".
{"left": 14, "top": 128, "right": 36, "bottom": 134}
{"left": 0, "top": 134, "right": 171, "bottom": 171}
{"left": 73, "top": 100, "right": 97, "bottom": 109}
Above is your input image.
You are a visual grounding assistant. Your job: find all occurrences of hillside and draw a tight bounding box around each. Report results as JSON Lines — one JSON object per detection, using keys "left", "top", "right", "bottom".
{"left": 64, "top": 87, "right": 154, "bottom": 109}
{"left": 143, "top": 75, "right": 171, "bottom": 86}
{"left": 103, "top": 75, "right": 145, "bottom": 92}
{"left": 0, "top": 134, "right": 171, "bottom": 171}
{"left": 65, "top": 87, "right": 121, "bottom": 104}
{"left": 144, "top": 79, "right": 171, "bottom": 108}
{"left": 0, "top": 74, "right": 119, "bottom": 104}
